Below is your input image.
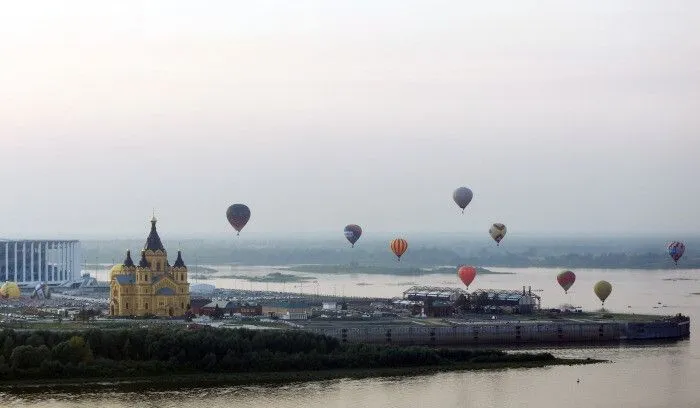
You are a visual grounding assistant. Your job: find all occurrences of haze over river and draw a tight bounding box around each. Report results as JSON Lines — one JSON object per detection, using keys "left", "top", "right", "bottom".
{"left": 4, "top": 267, "right": 700, "bottom": 407}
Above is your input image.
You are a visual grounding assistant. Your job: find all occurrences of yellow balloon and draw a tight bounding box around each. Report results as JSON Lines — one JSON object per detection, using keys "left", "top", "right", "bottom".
{"left": 594, "top": 280, "right": 612, "bottom": 304}
{"left": 110, "top": 264, "right": 125, "bottom": 280}
{"left": 0, "top": 282, "right": 21, "bottom": 299}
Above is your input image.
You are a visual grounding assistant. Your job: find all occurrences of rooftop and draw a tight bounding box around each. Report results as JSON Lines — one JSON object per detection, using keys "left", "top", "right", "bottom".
{"left": 403, "top": 286, "right": 467, "bottom": 300}
{"left": 470, "top": 288, "right": 541, "bottom": 302}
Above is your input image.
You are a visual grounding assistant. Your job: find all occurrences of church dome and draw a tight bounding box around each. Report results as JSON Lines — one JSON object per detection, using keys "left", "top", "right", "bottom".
{"left": 123, "top": 250, "right": 135, "bottom": 268}
{"left": 173, "top": 250, "right": 187, "bottom": 269}
{"left": 138, "top": 250, "right": 151, "bottom": 268}
{"left": 144, "top": 217, "right": 165, "bottom": 252}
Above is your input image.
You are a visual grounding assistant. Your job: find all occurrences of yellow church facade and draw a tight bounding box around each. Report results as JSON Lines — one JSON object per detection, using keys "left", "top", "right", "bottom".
{"left": 109, "top": 217, "right": 190, "bottom": 317}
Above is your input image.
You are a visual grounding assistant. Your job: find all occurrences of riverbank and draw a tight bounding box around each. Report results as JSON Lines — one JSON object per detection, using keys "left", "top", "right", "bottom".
{"left": 0, "top": 357, "right": 603, "bottom": 392}
{"left": 0, "top": 327, "right": 603, "bottom": 389}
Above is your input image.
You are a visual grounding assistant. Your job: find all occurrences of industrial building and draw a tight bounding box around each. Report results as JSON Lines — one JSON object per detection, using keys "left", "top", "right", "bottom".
{"left": 399, "top": 285, "right": 540, "bottom": 316}
{"left": 400, "top": 286, "right": 468, "bottom": 317}
{"left": 261, "top": 301, "right": 314, "bottom": 320}
{"left": 403, "top": 286, "right": 468, "bottom": 304}
{"left": 0, "top": 239, "right": 81, "bottom": 286}
{"left": 469, "top": 287, "right": 541, "bottom": 314}
{"left": 199, "top": 301, "right": 262, "bottom": 317}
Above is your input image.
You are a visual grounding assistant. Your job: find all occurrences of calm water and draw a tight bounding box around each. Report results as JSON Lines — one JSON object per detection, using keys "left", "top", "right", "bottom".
{"left": 6, "top": 267, "right": 700, "bottom": 407}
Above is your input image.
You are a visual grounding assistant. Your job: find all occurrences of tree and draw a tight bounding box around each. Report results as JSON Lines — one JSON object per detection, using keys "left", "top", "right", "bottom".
{"left": 10, "top": 345, "right": 50, "bottom": 369}
{"left": 26, "top": 333, "right": 45, "bottom": 347}
{"left": 122, "top": 338, "right": 133, "bottom": 360}
{"left": 2, "top": 336, "right": 14, "bottom": 360}
{"left": 202, "top": 352, "right": 217, "bottom": 370}
{"left": 52, "top": 336, "right": 92, "bottom": 365}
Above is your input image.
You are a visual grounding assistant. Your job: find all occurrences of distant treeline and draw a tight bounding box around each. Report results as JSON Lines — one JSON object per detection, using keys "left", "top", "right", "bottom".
{"left": 284, "top": 265, "right": 510, "bottom": 275}
{"left": 0, "top": 328, "right": 558, "bottom": 382}
{"left": 82, "top": 239, "right": 698, "bottom": 269}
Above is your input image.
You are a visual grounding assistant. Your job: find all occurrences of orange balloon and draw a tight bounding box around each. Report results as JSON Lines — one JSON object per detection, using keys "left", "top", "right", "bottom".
{"left": 457, "top": 266, "right": 477, "bottom": 288}
{"left": 390, "top": 238, "right": 408, "bottom": 261}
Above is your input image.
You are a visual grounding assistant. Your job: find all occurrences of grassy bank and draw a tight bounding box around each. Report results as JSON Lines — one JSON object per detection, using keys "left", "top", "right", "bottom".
{"left": 0, "top": 357, "right": 603, "bottom": 392}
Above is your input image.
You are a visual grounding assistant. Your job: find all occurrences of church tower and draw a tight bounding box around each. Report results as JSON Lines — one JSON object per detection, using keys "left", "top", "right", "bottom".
{"left": 109, "top": 216, "right": 190, "bottom": 317}
{"left": 144, "top": 216, "right": 168, "bottom": 273}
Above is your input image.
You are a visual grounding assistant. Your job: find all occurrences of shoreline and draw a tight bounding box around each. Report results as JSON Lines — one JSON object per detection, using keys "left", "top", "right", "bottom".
{"left": 0, "top": 358, "right": 604, "bottom": 392}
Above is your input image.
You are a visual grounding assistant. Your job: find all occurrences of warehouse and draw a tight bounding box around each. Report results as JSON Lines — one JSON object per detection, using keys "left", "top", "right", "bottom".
{"left": 468, "top": 287, "right": 540, "bottom": 314}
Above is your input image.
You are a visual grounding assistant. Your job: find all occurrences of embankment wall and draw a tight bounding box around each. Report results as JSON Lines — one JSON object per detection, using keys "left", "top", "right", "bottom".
{"left": 304, "top": 319, "right": 689, "bottom": 346}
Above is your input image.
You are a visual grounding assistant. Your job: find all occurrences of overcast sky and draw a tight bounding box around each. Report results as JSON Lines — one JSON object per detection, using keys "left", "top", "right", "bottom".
{"left": 1, "top": 1, "right": 698, "bottom": 240}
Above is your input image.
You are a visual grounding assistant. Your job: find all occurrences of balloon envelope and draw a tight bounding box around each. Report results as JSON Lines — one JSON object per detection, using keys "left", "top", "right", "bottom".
{"left": 594, "top": 280, "right": 612, "bottom": 304}
{"left": 32, "top": 283, "right": 50, "bottom": 300}
{"left": 557, "top": 270, "right": 576, "bottom": 293}
{"left": 453, "top": 187, "right": 473, "bottom": 213}
{"left": 390, "top": 238, "right": 408, "bottom": 260}
{"left": 343, "top": 224, "right": 362, "bottom": 247}
{"left": 226, "top": 204, "right": 251, "bottom": 235}
{"left": 667, "top": 241, "right": 685, "bottom": 264}
{"left": 0, "top": 282, "right": 21, "bottom": 299}
{"left": 457, "top": 266, "right": 477, "bottom": 288}
{"left": 489, "top": 223, "right": 507, "bottom": 245}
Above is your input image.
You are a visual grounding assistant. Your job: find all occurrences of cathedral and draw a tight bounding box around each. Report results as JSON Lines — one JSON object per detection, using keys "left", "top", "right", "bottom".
{"left": 109, "top": 217, "right": 190, "bottom": 317}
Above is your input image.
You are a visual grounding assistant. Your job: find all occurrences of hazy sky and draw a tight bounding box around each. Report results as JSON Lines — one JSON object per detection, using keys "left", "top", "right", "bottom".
{"left": 1, "top": 1, "right": 699, "bottom": 239}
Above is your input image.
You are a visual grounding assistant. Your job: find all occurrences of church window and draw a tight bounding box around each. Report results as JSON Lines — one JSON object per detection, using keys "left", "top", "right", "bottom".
{"left": 145, "top": 303, "right": 149, "bottom": 310}
{"left": 157, "top": 262, "right": 161, "bottom": 271}
{"left": 181, "top": 303, "right": 184, "bottom": 309}
{"left": 126, "top": 302, "right": 129, "bottom": 309}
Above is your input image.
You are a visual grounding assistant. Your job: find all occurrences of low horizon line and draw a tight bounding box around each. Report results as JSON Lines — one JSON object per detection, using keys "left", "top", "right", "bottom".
{"left": 19, "top": 231, "right": 697, "bottom": 241}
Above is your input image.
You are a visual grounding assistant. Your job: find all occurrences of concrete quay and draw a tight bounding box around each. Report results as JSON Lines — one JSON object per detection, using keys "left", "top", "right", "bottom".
{"left": 300, "top": 314, "right": 690, "bottom": 346}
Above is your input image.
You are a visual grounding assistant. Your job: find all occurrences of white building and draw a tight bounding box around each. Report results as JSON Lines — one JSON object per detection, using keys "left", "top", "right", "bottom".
{"left": 322, "top": 301, "right": 339, "bottom": 311}
{"left": 0, "top": 240, "right": 81, "bottom": 286}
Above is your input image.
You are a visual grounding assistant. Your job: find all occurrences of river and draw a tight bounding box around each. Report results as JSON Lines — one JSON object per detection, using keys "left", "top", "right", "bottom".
{"left": 4, "top": 267, "right": 699, "bottom": 407}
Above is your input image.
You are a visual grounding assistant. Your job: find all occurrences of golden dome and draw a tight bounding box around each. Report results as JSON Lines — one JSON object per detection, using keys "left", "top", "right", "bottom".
{"left": 0, "top": 282, "right": 21, "bottom": 299}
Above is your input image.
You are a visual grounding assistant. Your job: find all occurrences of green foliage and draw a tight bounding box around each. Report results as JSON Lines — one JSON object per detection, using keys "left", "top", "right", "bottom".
{"left": 10, "top": 345, "right": 50, "bottom": 369}
{"left": 0, "top": 327, "right": 557, "bottom": 381}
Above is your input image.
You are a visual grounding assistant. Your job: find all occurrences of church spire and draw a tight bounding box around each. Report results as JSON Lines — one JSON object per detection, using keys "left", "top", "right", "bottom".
{"left": 144, "top": 215, "right": 165, "bottom": 251}
{"left": 138, "top": 250, "right": 150, "bottom": 268}
{"left": 173, "top": 250, "right": 186, "bottom": 268}
{"left": 123, "top": 250, "right": 135, "bottom": 268}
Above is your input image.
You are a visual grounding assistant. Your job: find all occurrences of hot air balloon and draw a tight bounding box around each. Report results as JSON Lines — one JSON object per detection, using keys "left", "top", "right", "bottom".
{"left": 226, "top": 204, "right": 251, "bottom": 236}
{"left": 667, "top": 241, "right": 685, "bottom": 265}
{"left": 344, "top": 224, "right": 362, "bottom": 248}
{"left": 31, "top": 282, "right": 50, "bottom": 300}
{"left": 557, "top": 270, "right": 576, "bottom": 294}
{"left": 453, "top": 187, "right": 473, "bottom": 214}
{"left": 390, "top": 238, "right": 408, "bottom": 261}
{"left": 594, "top": 280, "right": 612, "bottom": 305}
{"left": 457, "top": 266, "right": 477, "bottom": 289}
{"left": 489, "top": 223, "right": 507, "bottom": 246}
{"left": 0, "top": 282, "right": 21, "bottom": 299}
